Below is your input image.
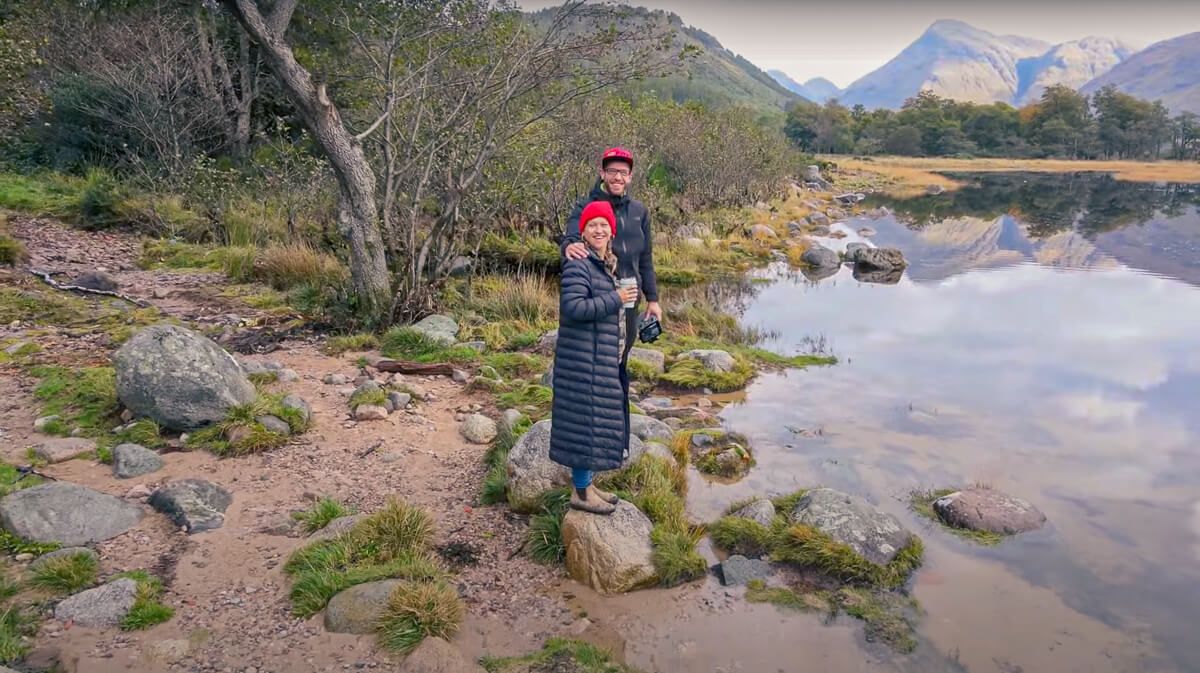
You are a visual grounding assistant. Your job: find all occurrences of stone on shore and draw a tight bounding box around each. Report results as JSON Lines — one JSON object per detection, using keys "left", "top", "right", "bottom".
{"left": 112, "top": 443, "right": 164, "bottom": 479}
{"left": 32, "top": 438, "right": 96, "bottom": 464}
{"left": 629, "top": 347, "right": 666, "bottom": 374}
{"left": 792, "top": 488, "right": 913, "bottom": 566}
{"left": 460, "top": 414, "right": 498, "bottom": 444}
{"left": 506, "top": 420, "right": 645, "bottom": 512}
{"left": 933, "top": 488, "right": 1046, "bottom": 535}
{"left": 562, "top": 501, "right": 657, "bottom": 594}
{"left": 678, "top": 349, "right": 735, "bottom": 373}
{"left": 731, "top": 498, "right": 776, "bottom": 528}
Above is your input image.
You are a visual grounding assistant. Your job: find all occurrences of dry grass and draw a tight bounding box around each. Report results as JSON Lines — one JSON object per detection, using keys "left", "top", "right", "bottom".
{"left": 254, "top": 244, "right": 347, "bottom": 290}
{"left": 835, "top": 156, "right": 1200, "bottom": 197}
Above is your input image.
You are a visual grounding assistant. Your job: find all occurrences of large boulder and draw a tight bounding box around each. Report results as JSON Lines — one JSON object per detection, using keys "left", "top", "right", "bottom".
{"left": 149, "top": 479, "right": 232, "bottom": 534}
{"left": 53, "top": 578, "right": 138, "bottom": 628}
{"left": 629, "top": 415, "right": 673, "bottom": 444}
{"left": 933, "top": 488, "right": 1046, "bottom": 535}
{"left": 628, "top": 347, "right": 665, "bottom": 374}
{"left": 730, "top": 498, "right": 776, "bottom": 528}
{"left": 459, "top": 414, "right": 497, "bottom": 445}
{"left": 114, "top": 324, "right": 256, "bottom": 431}
{"left": 678, "top": 349, "right": 735, "bottom": 373}
{"left": 800, "top": 245, "right": 840, "bottom": 269}
{"left": 324, "top": 579, "right": 402, "bottom": 634}
{"left": 792, "top": 488, "right": 913, "bottom": 566}
{"left": 0, "top": 483, "right": 144, "bottom": 545}
{"left": 506, "top": 420, "right": 645, "bottom": 512}
{"left": 410, "top": 315, "right": 459, "bottom": 346}
{"left": 851, "top": 247, "right": 907, "bottom": 271}
{"left": 562, "top": 501, "right": 657, "bottom": 594}
{"left": 113, "top": 443, "right": 164, "bottom": 479}
{"left": 399, "top": 637, "right": 487, "bottom": 673}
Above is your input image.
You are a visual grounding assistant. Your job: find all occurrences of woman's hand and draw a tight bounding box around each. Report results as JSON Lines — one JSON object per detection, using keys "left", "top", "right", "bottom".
{"left": 617, "top": 287, "right": 638, "bottom": 304}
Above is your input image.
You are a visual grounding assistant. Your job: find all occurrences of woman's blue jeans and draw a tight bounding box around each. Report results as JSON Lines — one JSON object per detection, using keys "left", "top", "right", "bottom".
{"left": 572, "top": 467, "right": 593, "bottom": 490}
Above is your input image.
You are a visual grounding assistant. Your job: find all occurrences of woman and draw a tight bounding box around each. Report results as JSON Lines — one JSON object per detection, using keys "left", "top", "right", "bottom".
{"left": 550, "top": 200, "right": 639, "bottom": 514}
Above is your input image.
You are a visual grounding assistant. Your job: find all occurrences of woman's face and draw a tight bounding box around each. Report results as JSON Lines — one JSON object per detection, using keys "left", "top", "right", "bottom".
{"left": 583, "top": 218, "right": 612, "bottom": 252}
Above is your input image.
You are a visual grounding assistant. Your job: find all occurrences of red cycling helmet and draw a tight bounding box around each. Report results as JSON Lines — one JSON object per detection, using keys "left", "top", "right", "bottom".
{"left": 601, "top": 147, "right": 633, "bottom": 169}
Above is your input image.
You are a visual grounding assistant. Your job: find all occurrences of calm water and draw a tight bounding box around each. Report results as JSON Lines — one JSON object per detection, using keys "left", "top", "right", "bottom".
{"left": 691, "top": 174, "right": 1200, "bottom": 673}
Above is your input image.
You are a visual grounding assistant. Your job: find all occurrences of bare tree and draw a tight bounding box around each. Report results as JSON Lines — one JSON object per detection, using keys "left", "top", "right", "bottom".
{"left": 190, "top": 7, "right": 261, "bottom": 157}
{"left": 220, "top": 0, "right": 392, "bottom": 325}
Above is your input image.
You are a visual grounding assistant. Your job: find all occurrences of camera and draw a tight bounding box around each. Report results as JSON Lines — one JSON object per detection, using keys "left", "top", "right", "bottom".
{"left": 638, "top": 314, "right": 662, "bottom": 343}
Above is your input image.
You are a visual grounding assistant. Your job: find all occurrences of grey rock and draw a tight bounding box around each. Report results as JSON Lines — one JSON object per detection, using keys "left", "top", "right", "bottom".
{"left": 144, "top": 639, "right": 192, "bottom": 665}
{"left": 263, "top": 361, "right": 283, "bottom": 371}
{"left": 308, "top": 514, "right": 366, "bottom": 543}
{"left": 506, "top": 420, "right": 645, "bottom": 512}
{"left": 844, "top": 242, "right": 870, "bottom": 262}
{"left": 33, "top": 438, "right": 96, "bottom": 464}
{"left": 731, "top": 499, "right": 776, "bottom": 528}
{"left": 499, "top": 409, "right": 526, "bottom": 433}
{"left": 720, "top": 555, "right": 773, "bottom": 586}
{"left": 114, "top": 324, "right": 256, "bottom": 431}
{"left": 678, "top": 349, "right": 735, "bottom": 373}
{"left": 628, "top": 348, "right": 665, "bottom": 374}
{"left": 149, "top": 479, "right": 232, "bottom": 534}
{"left": 32, "top": 547, "right": 98, "bottom": 571}
{"left": 276, "top": 368, "right": 299, "bottom": 382}
{"left": 853, "top": 266, "right": 903, "bottom": 285}
{"left": 448, "top": 256, "right": 474, "bottom": 278}
{"left": 810, "top": 224, "right": 832, "bottom": 236}
{"left": 691, "top": 433, "right": 716, "bottom": 450}
{"left": 0, "top": 482, "right": 144, "bottom": 545}
{"left": 792, "top": 488, "right": 913, "bottom": 566}
{"left": 452, "top": 369, "right": 470, "bottom": 384}
{"left": 536, "top": 329, "right": 559, "bottom": 354}
{"left": 749, "top": 224, "right": 778, "bottom": 240}
{"left": 540, "top": 369, "right": 553, "bottom": 388}
{"left": 807, "top": 212, "right": 831, "bottom": 227}
{"left": 400, "top": 637, "right": 487, "bottom": 673}
{"left": 834, "top": 193, "right": 865, "bottom": 205}
{"left": 460, "top": 414, "right": 498, "bottom": 444}
{"left": 682, "top": 237, "right": 705, "bottom": 248}
{"left": 926, "top": 184, "right": 946, "bottom": 195}
{"left": 463, "top": 340, "right": 487, "bottom": 353}
{"left": 4, "top": 341, "right": 31, "bottom": 355}
{"left": 787, "top": 221, "right": 805, "bottom": 236}
{"left": 644, "top": 441, "right": 675, "bottom": 462}
{"left": 857, "top": 226, "right": 877, "bottom": 237}
{"left": 324, "top": 580, "right": 402, "bottom": 634}
{"left": 409, "top": 315, "right": 458, "bottom": 346}
{"left": 933, "top": 488, "right": 1046, "bottom": 535}
{"left": 388, "top": 392, "right": 412, "bottom": 410}
{"left": 663, "top": 417, "right": 683, "bottom": 429}
{"left": 33, "top": 415, "right": 60, "bottom": 432}
{"left": 801, "top": 245, "right": 840, "bottom": 269}
{"left": 256, "top": 415, "right": 291, "bottom": 436}
{"left": 353, "top": 380, "right": 381, "bottom": 397}
{"left": 281, "top": 394, "right": 311, "bottom": 424}
{"left": 563, "top": 500, "right": 657, "bottom": 594}
{"left": 53, "top": 578, "right": 138, "bottom": 628}
{"left": 113, "top": 443, "right": 163, "bottom": 479}
{"left": 323, "top": 373, "right": 349, "bottom": 385}
{"left": 240, "top": 360, "right": 267, "bottom": 374}
{"left": 827, "top": 207, "right": 847, "bottom": 220}
{"left": 640, "top": 397, "right": 674, "bottom": 411}
{"left": 629, "top": 415, "right": 674, "bottom": 443}
{"left": 72, "top": 271, "right": 119, "bottom": 293}
{"left": 853, "top": 247, "right": 907, "bottom": 271}
{"left": 355, "top": 405, "right": 389, "bottom": 421}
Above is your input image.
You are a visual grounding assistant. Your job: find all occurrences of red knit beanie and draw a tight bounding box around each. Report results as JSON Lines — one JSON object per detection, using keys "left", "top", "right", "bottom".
{"left": 579, "top": 200, "right": 617, "bottom": 236}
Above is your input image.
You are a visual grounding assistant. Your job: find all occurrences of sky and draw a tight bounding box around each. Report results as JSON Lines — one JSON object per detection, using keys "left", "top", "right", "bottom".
{"left": 518, "top": 0, "right": 1200, "bottom": 88}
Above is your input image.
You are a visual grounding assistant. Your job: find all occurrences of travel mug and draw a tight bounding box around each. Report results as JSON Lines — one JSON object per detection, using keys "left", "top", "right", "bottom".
{"left": 618, "top": 277, "right": 637, "bottom": 308}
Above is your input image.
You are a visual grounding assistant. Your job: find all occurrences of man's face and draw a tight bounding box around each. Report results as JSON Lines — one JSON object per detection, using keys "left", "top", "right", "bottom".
{"left": 601, "top": 160, "right": 632, "bottom": 196}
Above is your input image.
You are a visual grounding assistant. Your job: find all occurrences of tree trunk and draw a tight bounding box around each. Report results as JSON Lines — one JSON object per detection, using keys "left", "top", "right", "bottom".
{"left": 222, "top": 0, "right": 392, "bottom": 325}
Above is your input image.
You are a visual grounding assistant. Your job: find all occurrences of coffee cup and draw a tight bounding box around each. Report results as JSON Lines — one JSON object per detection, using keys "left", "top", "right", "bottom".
{"left": 618, "top": 277, "right": 637, "bottom": 308}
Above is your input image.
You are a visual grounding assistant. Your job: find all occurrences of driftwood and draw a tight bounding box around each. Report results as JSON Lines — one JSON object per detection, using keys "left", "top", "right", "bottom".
{"left": 373, "top": 359, "right": 455, "bottom": 376}
{"left": 30, "top": 269, "right": 150, "bottom": 307}
{"left": 357, "top": 440, "right": 383, "bottom": 459}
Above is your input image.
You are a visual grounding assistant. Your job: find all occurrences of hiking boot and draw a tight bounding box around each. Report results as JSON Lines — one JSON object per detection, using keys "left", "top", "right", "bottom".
{"left": 569, "top": 488, "right": 617, "bottom": 515}
{"left": 588, "top": 484, "right": 619, "bottom": 505}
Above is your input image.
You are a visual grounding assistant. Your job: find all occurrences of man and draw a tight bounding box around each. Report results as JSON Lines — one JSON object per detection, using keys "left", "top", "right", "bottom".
{"left": 560, "top": 147, "right": 662, "bottom": 365}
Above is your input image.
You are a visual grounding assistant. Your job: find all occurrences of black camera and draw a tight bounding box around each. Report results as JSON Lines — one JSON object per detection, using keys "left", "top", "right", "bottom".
{"left": 638, "top": 314, "right": 663, "bottom": 343}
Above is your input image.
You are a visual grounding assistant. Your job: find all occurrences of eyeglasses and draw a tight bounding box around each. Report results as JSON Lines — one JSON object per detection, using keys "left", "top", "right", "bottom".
{"left": 603, "top": 168, "right": 631, "bottom": 178}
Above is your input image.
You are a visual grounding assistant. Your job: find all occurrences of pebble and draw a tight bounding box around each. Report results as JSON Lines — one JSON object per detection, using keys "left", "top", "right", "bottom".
{"left": 14, "top": 553, "right": 33, "bottom": 562}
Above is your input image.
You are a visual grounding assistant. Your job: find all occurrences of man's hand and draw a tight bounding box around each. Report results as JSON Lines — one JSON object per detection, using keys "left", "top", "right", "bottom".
{"left": 565, "top": 242, "right": 589, "bottom": 260}
{"left": 645, "top": 301, "right": 663, "bottom": 322}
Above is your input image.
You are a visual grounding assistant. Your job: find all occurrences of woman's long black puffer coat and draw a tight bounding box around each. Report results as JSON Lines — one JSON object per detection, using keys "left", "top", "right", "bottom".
{"left": 549, "top": 252, "right": 630, "bottom": 472}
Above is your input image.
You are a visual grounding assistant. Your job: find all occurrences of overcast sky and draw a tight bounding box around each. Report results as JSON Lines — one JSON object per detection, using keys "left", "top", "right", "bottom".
{"left": 518, "top": 1, "right": 1200, "bottom": 88}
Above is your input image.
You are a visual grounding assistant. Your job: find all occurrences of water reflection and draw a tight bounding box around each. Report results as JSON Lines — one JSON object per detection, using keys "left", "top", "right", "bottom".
{"left": 701, "top": 175, "right": 1200, "bottom": 673}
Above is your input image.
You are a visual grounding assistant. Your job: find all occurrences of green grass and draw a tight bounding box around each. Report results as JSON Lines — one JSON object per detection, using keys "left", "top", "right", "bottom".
{"left": 495, "top": 381, "right": 553, "bottom": 420}
{"left": 481, "top": 637, "right": 640, "bottom": 673}
{"left": 283, "top": 497, "right": 456, "bottom": 641}
{"left": 113, "top": 570, "right": 174, "bottom": 630}
{"left": 324, "top": 333, "right": 379, "bottom": 355}
{"left": 480, "top": 417, "right": 531, "bottom": 505}
{"left": 482, "top": 352, "right": 550, "bottom": 380}
{"left": 29, "top": 552, "right": 98, "bottom": 594}
{"left": 650, "top": 524, "right": 707, "bottom": 587}
{"left": 477, "top": 233, "right": 561, "bottom": 272}
{"left": 26, "top": 365, "right": 118, "bottom": 438}
{"left": 380, "top": 327, "right": 479, "bottom": 365}
{"left": 745, "top": 579, "right": 822, "bottom": 611}
{"left": 247, "top": 371, "right": 279, "bottom": 386}
{"left": 293, "top": 497, "right": 354, "bottom": 534}
{"left": 348, "top": 386, "right": 388, "bottom": 410}
{"left": 774, "top": 524, "right": 924, "bottom": 590}
{"left": 660, "top": 357, "right": 756, "bottom": 393}
{"left": 185, "top": 393, "right": 308, "bottom": 457}
{"left": 376, "top": 580, "right": 465, "bottom": 653}
{"left": 627, "top": 357, "right": 662, "bottom": 383}
{"left": 95, "top": 418, "right": 168, "bottom": 463}
{"left": 0, "top": 605, "right": 32, "bottom": 664}
{"left": 909, "top": 488, "right": 1004, "bottom": 546}
{"left": 527, "top": 489, "right": 570, "bottom": 565}
{"left": 0, "top": 172, "right": 89, "bottom": 219}
{"left": 709, "top": 516, "right": 776, "bottom": 558}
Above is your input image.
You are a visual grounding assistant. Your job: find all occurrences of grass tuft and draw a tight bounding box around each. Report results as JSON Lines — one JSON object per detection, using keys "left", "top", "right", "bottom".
{"left": 527, "top": 489, "right": 570, "bottom": 565}
{"left": 744, "top": 580, "right": 919, "bottom": 653}
{"left": 650, "top": 524, "right": 707, "bottom": 587}
{"left": 380, "top": 328, "right": 479, "bottom": 365}
{"left": 30, "top": 366, "right": 119, "bottom": 437}
{"left": 293, "top": 497, "right": 353, "bottom": 534}
{"left": 376, "top": 580, "right": 465, "bottom": 653}
{"left": 0, "top": 605, "right": 32, "bottom": 664}
{"left": 774, "top": 525, "right": 923, "bottom": 589}
{"left": 324, "top": 333, "right": 379, "bottom": 355}
{"left": 660, "top": 357, "right": 756, "bottom": 393}
{"left": 709, "top": 516, "right": 776, "bottom": 558}
{"left": 348, "top": 387, "right": 388, "bottom": 410}
{"left": 30, "top": 552, "right": 98, "bottom": 594}
{"left": 253, "top": 244, "right": 347, "bottom": 290}
{"left": 113, "top": 570, "right": 174, "bottom": 630}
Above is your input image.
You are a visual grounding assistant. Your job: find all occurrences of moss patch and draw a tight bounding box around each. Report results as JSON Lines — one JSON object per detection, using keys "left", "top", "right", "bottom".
{"left": 482, "top": 637, "right": 642, "bottom": 673}
{"left": 185, "top": 393, "right": 308, "bottom": 457}
{"left": 745, "top": 580, "right": 919, "bottom": 653}
{"left": 380, "top": 327, "right": 479, "bottom": 365}
{"left": 909, "top": 488, "right": 1004, "bottom": 546}
{"left": 660, "top": 356, "right": 756, "bottom": 393}
{"left": 30, "top": 365, "right": 120, "bottom": 437}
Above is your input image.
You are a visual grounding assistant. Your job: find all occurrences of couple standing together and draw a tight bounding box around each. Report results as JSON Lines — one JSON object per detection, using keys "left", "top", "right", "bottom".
{"left": 549, "top": 147, "right": 663, "bottom": 515}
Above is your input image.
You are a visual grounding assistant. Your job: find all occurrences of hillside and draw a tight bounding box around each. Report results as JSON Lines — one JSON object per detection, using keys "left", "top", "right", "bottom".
{"left": 1014, "top": 37, "right": 1136, "bottom": 105}
{"left": 840, "top": 20, "right": 1050, "bottom": 109}
{"left": 768, "top": 70, "right": 838, "bottom": 102}
{"left": 1081, "top": 32, "right": 1200, "bottom": 115}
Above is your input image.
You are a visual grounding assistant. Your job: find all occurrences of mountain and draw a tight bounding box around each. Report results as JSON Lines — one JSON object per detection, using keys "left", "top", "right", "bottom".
{"left": 1014, "top": 37, "right": 1137, "bottom": 105}
{"left": 768, "top": 70, "right": 839, "bottom": 102}
{"left": 1080, "top": 32, "right": 1200, "bottom": 115}
{"left": 528, "top": 6, "right": 800, "bottom": 113}
{"left": 840, "top": 20, "right": 1051, "bottom": 109}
